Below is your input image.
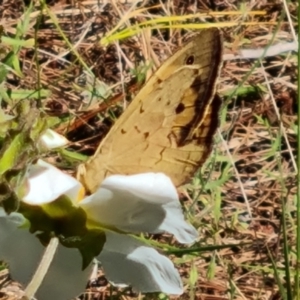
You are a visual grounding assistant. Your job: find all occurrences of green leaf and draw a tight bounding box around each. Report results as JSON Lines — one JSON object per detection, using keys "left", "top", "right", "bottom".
{"left": 76, "top": 230, "right": 106, "bottom": 269}
{"left": 20, "top": 195, "right": 87, "bottom": 237}
{"left": 0, "top": 131, "right": 27, "bottom": 175}
{"left": 59, "top": 228, "right": 106, "bottom": 270}
{"left": 9, "top": 89, "right": 50, "bottom": 100}
{"left": 0, "top": 101, "right": 47, "bottom": 211}
{"left": 207, "top": 255, "right": 216, "bottom": 280}
{"left": 189, "top": 261, "right": 198, "bottom": 287}
{"left": 60, "top": 148, "right": 88, "bottom": 162}
{"left": 0, "top": 107, "right": 15, "bottom": 136}
{"left": 0, "top": 65, "right": 8, "bottom": 83}
{"left": 1, "top": 36, "right": 34, "bottom": 48}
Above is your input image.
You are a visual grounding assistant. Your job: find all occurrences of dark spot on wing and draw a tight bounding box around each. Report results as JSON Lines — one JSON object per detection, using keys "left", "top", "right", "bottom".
{"left": 121, "top": 129, "right": 126, "bottom": 134}
{"left": 186, "top": 55, "right": 195, "bottom": 65}
{"left": 140, "top": 104, "right": 144, "bottom": 113}
{"left": 134, "top": 126, "right": 141, "bottom": 133}
{"left": 190, "top": 75, "right": 202, "bottom": 91}
{"left": 144, "top": 132, "right": 149, "bottom": 139}
{"left": 175, "top": 103, "right": 185, "bottom": 114}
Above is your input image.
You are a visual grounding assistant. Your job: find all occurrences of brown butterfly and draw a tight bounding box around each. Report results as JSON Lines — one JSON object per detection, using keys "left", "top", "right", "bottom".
{"left": 78, "top": 28, "right": 223, "bottom": 193}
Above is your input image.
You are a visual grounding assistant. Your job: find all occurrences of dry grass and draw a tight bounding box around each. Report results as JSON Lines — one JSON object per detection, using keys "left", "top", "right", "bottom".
{"left": 0, "top": 0, "right": 298, "bottom": 299}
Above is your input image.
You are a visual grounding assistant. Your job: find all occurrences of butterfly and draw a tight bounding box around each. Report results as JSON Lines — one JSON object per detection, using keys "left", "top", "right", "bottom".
{"left": 79, "top": 28, "right": 223, "bottom": 193}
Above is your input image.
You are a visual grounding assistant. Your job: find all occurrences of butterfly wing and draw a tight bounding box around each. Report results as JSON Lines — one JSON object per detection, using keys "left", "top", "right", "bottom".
{"left": 80, "top": 28, "right": 223, "bottom": 193}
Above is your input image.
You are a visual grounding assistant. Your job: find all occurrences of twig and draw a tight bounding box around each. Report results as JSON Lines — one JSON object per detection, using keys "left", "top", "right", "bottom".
{"left": 23, "top": 237, "right": 59, "bottom": 300}
{"left": 224, "top": 41, "right": 298, "bottom": 61}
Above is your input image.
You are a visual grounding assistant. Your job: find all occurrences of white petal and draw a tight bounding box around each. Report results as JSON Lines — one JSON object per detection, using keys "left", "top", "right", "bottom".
{"left": 101, "top": 172, "right": 179, "bottom": 203}
{"left": 0, "top": 210, "right": 92, "bottom": 300}
{"left": 99, "top": 232, "right": 183, "bottom": 294}
{"left": 0, "top": 211, "right": 45, "bottom": 285}
{"left": 34, "top": 244, "right": 92, "bottom": 300}
{"left": 23, "top": 159, "right": 83, "bottom": 205}
{"left": 38, "top": 129, "right": 69, "bottom": 149}
{"left": 156, "top": 201, "right": 198, "bottom": 244}
{"left": 80, "top": 173, "right": 198, "bottom": 243}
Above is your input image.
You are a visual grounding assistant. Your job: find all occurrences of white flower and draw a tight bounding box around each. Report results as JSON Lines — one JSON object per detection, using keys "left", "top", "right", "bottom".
{"left": 80, "top": 173, "right": 198, "bottom": 244}
{"left": 19, "top": 159, "right": 198, "bottom": 295}
{"left": 0, "top": 209, "right": 92, "bottom": 300}
{"left": 23, "top": 159, "right": 82, "bottom": 205}
{"left": 38, "top": 129, "right": 69, "bottom": 149}
{"left": 98, "top": 231, "right": 183, "bottom": 294}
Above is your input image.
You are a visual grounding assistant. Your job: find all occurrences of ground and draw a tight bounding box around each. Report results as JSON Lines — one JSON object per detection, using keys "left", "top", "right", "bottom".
{"left": 0, "top": 0, "right": 298, "bottom": 299}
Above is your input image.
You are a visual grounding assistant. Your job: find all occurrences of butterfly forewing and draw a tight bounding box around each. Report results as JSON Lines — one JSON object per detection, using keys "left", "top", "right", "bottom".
{"left": 80, "top": 28, "right": 223, "bottom": 193}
